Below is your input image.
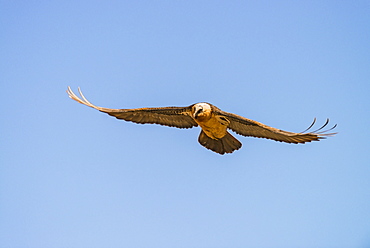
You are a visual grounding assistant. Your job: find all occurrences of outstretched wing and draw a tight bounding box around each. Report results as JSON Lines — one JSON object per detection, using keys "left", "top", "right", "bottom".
{"left": 67, "top": 87, "right": 197, "bottom": 129}
{"left": 216, "top": 110, "right": 337, "bottom": 144}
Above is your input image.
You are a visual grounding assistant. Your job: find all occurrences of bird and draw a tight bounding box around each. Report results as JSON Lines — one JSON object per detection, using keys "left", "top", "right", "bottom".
{"left": 67, "top": 87, "right": 337, "bottom": 155}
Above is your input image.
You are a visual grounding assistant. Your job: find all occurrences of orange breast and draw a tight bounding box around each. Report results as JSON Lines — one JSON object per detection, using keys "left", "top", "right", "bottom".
{"left": 195, "top": 115, "right": 228, "bottom": 139}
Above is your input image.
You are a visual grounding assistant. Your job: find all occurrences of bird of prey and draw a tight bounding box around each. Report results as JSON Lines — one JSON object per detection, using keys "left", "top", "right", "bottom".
{"left": 67, "top": 87, "right": 336, "bottom": 155}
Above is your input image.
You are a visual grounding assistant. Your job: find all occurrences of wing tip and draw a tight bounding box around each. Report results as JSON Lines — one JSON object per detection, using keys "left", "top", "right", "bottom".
{"left": 66, "top": 86, "right": 99, "bottom": 109}
{"left": 296, "top": 119, "right": 337, "bottom": 143}
{"left": 302, "top": 119, "right": 337, "bottom": 136}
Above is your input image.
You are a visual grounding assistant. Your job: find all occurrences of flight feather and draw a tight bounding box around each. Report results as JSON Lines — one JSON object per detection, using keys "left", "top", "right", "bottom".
{"left": 67, "top": 87, "right": 197, "bottom": 129}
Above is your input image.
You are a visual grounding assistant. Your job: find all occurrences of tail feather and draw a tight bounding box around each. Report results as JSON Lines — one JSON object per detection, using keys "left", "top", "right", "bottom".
{"left": 198, "top": 131, "right": 242, "bottom": 155}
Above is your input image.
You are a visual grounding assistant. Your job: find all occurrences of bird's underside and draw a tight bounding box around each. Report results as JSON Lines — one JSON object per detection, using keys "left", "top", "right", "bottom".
{"left": 67, "top": 87, "right": 337, "bottom": 155}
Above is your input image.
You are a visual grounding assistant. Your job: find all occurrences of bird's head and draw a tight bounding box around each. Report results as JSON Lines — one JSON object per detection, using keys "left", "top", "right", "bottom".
{"left": 193, "top": 103, "right": 212, "bottom": 119}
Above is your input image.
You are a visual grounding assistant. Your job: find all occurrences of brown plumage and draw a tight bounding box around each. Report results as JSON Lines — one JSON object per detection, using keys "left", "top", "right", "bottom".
{"left": 67, "top": 87, "right": 337, "bottom": 155}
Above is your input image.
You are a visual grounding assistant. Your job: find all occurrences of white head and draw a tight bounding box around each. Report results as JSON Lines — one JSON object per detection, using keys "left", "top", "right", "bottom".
{"left": 193, "top": 102, "right": 212, "bottom": 118}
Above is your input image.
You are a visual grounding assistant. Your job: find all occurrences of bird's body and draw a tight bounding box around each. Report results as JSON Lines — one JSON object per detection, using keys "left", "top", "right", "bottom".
{"left": 67, "top": 87, "right": 336, "bottom": 155}
{"left": 196, "top": 115, "right": 227, "bottom": 139}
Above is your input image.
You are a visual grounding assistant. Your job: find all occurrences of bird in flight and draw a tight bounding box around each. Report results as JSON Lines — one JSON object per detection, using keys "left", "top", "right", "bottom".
{"left": 67, "top": 87, "right": 336, "bottom": 155}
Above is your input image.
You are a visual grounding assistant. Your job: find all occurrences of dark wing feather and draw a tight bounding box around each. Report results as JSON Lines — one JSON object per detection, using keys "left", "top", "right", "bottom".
{"left": 215, "top": 110, "right": 337, "bottom": 144}
{"left": 67, "top": 87, "right": 197, "bottom": 129}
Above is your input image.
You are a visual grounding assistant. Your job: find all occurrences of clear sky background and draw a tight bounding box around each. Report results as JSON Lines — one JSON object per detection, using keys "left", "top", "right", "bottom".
{"left": 1, "top": 1, "right": 369, "bottom": 248}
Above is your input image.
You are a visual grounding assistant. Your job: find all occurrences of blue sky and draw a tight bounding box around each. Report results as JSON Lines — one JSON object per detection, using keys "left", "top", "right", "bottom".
{"left": 1, "top": 1, "right": 369, "bottom": 247}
